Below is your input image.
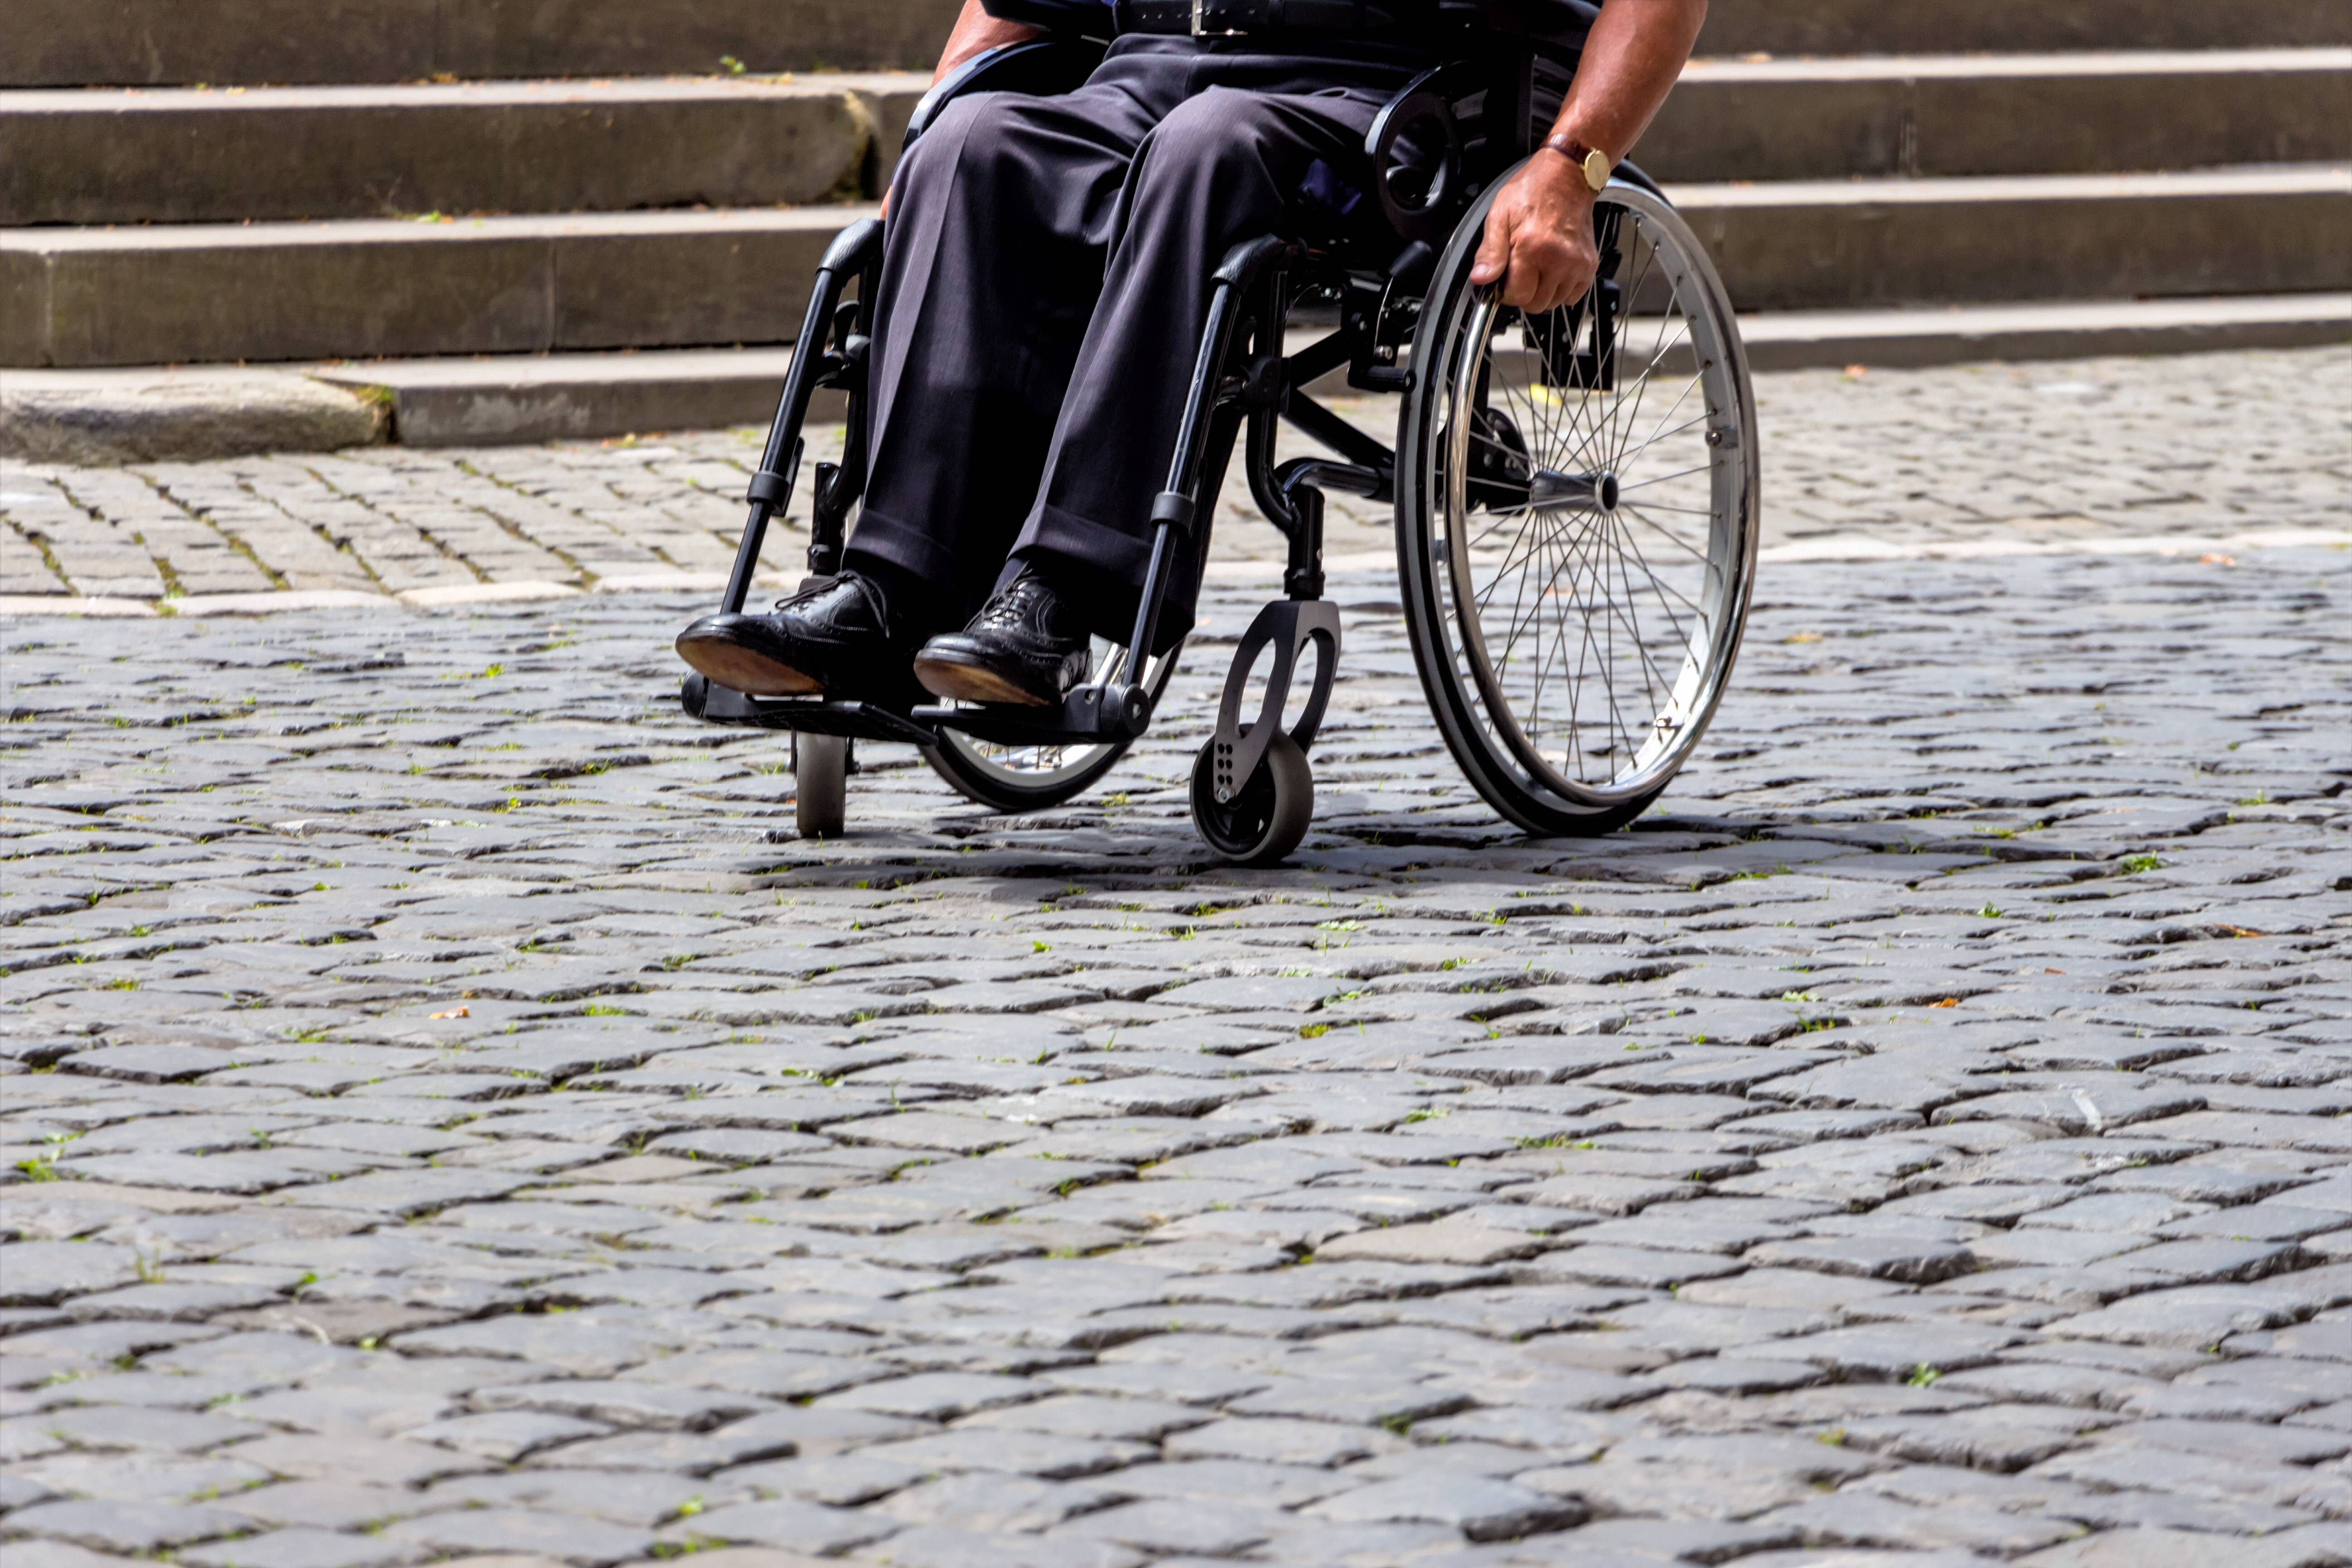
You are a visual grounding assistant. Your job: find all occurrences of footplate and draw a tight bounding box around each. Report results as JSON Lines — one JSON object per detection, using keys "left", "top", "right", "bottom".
{"left": 681, "top": 675, "right": 936, "bottom": 746}
{"left": 913, "top": 680, "right": 1152, "bottom": 748}
{"left": 1210, "top": 599, "right": 1339, "bottom": 804}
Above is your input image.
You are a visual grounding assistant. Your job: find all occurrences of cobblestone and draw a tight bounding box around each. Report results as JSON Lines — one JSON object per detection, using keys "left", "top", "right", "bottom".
{"left": 4, "top": 339, "right": 2352, "bottom": 1563}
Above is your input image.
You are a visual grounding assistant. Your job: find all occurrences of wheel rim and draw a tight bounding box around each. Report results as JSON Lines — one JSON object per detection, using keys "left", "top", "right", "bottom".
{"left": 1190, "top": 727, "right": 1308, "bottom": 861}
{"left": 932, "top": 636, "right": 1181, "bottom": 794}
{"left": 1194, "top": 751, "right": 1280, "bottom": 854}
{"left": 1415, "top": 180, "right": 1758, "bottom": 812}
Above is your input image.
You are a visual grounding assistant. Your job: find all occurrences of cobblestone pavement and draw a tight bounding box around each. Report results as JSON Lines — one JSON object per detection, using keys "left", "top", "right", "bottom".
{"left": 3, "top": 348, "right": 2348, "bottom": 608}
{"left": 3, "top": 531, "right": 2349, "bottom": 1567}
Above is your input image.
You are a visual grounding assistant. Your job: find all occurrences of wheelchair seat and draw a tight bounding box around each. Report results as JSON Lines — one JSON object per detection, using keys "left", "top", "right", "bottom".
{"left": 682, "top": 4, "right": 1761, "bottom": 862}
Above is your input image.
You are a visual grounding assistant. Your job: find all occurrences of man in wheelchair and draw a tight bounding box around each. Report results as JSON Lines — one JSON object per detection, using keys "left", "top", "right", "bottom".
{"left": 675, "top": 0, "right": 1706, "bottom": 712}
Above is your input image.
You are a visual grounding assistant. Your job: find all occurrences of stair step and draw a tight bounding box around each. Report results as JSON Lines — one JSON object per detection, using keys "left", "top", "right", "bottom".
{"left": 11, "top": 52, "right": 2343, "bottom": 225}
{"left": 316, "top": 348, "right": 813, "bottom": 446}
{"left": 1695, "top": 0, "right": 2351, "bottom": 57}
{"left": 1680, "top": 165, "right": 2352, "bottom": 313}
{"left": 5, "top": 0, "right": 963, "bottom": 86}
{"left": 11, "top": 167, "right": 2347, "bottom": 368}
{"left": 2, "top": 206, "right": 869, "bottom": 368}
{"left": 1735, "top": 292, "right": 2352, "bottom": 371}
{"left": 1, "top": 76, "right": 926, "bottom": 225}
{"left": 1643, "top": 49, "right": 2352, "bottom": 183}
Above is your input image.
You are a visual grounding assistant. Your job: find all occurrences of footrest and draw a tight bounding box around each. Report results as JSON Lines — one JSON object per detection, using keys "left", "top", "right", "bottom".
{"left": 682, "top": 676, "right": 936, "bottom": 745}
{"left": 915, "top": 681, "right": 1151, "bottom": 747}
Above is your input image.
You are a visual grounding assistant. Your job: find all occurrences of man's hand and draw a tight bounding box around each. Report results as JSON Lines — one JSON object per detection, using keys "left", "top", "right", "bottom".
{"left": 1469, "top": 154, "right": 1599, "bottom": 314}
{"left": 1472, "top": 0, "right": 1706, "bottom": 309}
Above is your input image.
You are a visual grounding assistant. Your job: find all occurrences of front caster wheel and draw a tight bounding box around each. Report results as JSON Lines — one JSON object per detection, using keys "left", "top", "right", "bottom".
{"left": 1191, "top": 729, "right": 1313, "bottom": 866}
{"left": 795, "top": 734, "right": 848, "bottom": 838}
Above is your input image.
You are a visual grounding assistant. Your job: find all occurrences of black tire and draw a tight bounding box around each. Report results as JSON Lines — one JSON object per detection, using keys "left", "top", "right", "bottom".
{"left": 923, "top": 636, "right": 1183, "bottom": 813}
{"left": 1395, "top": 171, "right": 1761, "bottom": 835}
{"left": 1190, "top": 728, "right": 1313, "bottom": 866}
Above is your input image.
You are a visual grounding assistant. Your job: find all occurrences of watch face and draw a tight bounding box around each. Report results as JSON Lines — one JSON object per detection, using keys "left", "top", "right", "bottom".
{"left": 1583, "top": 148, "right": 1610, "bottom": 191}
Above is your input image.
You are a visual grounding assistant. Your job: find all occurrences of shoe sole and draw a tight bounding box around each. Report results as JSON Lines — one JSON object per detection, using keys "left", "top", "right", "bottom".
{"left": 913, "top": 654, "right": 1054, "bottom": 708}
{"left": 676, "top": 637, "right": 823, "bottom": 698}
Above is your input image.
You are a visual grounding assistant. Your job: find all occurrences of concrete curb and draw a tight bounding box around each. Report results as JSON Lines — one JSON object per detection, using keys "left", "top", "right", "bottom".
{"left": 0, "top": 594, "right": 163, "bottom": 617}
{"left": 5, "top": 296, "right": 2342, "bottom": 462}
{"left": 310, "top": 348, "right": 828, "bottom": 448}
{"left": 0, "top": 369, "right": 388, "bottom": 464}
{"left": 169, "top": 589, "right": 391, "bottom": 616}
{"left": 1739, "top": 292, "right": 2352, "bottom": 371}
{"left": 397, "top": 581, "right": 581, "bottom": 607}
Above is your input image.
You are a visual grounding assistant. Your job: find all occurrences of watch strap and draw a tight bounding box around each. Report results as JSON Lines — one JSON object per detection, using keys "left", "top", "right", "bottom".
{"left": 1540, "top": 133, "right": 1613, "bottom": 192}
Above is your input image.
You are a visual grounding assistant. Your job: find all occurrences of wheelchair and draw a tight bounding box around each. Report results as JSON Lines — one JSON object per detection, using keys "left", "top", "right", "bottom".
{"left": 680, "top": 0, "right": 1760, "bottom": 864}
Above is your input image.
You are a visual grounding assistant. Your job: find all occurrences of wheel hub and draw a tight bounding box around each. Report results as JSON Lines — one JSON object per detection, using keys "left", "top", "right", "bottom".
{"left": 1527, "top": 467, "right": 1618, "bottom": 513}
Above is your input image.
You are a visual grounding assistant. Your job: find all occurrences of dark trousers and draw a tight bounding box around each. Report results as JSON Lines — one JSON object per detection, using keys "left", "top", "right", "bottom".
{"left": 843, "top": 34, "right": 1429, "bottom": 647}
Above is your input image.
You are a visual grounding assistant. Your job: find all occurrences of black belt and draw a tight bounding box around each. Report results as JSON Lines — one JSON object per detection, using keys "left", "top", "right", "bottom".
{"left": 1114, "top": 0, "right": 1414, "bottom": 36}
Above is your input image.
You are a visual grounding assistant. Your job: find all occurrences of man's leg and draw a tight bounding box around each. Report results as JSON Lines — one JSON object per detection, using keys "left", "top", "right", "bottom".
{"left": 674, "top": 77, "right": 1161, "bottom": 699}
{"left": 846, "top": 83, "right": 1160, "bottom": 629}
{"left": 1004, "top": 52, "right": 1423, "bottom": 648}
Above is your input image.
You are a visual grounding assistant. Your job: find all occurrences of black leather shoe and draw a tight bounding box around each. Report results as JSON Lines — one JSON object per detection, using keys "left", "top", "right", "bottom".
{"left": 674, "top": 572, "right": 917, "bottom": 701}
{"left": 913, "top": 567, "right": 1093, "bottom": 708}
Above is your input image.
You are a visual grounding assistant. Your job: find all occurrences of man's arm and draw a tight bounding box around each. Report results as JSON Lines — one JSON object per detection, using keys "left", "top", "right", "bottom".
{"left": 928, "top": 0, "right": 1044, "bottom": 86}
{"left": 1469, "top": 0, "right": 1707, "bottom": 313}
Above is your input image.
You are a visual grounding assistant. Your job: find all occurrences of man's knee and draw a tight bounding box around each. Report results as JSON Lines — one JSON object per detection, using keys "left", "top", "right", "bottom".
{"left": 893, "top": 93, "right": 1037, "bottom": 202}
{"left": 1132, "top": 91, "right": 1290, "bottom": 195}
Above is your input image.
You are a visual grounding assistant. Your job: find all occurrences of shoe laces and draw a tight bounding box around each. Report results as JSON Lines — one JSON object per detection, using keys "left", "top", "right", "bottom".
{"left": 775, "top": 570, "right": 888, "bottom": 631}
{"left": 975, "top": 569, "right": 1053, "bottom": 632}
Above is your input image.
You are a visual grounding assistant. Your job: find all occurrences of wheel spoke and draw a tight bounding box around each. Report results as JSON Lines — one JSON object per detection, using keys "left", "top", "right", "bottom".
{"left": 1614, "top": 519, "right": 1708, "bottom": 620}
{"left": 1616, "top": 508, "right": 1710, "bottom": 572}
{"left": 1614, "top": 463, "right": 1710, "bottom": 494}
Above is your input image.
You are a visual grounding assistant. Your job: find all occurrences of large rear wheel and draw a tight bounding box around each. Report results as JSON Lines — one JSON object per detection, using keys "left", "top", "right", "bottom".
{"left": 1395, "top": 172, "right": 1761, "bottom": 834}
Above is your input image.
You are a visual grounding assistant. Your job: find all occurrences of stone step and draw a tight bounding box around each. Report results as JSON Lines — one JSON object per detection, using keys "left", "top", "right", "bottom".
{"left": 9, "top": 52, "right": 2345, "bottom": 225}
{"left": 1678, "top": 165, "right": 2352, "bottom": 314}
{"left": 1693, "top": 0, "right": 2352, "bottom": 58}
{"left": 10, "top": 168, "right": 2347, "bottom": 368}
{"left": 1645, "top": 49, "right": 2352, "bottom": 184}
{"left": 2, "top": 206, "right": 865, "bottom": 368}
{"left": 4, "top": 0, "right": 964, "bottom": 86}
{"left": 12, "top": 0, "right": 2347, "bottom": 88}
{"left": 1731, "top": 291, "right": 2352, "bottom": 371}
{"left": 1, "top": 77, "right": 925, "bottom": 226}
{"left": 8, "top": 294, "right": 2343, "bottom": 462}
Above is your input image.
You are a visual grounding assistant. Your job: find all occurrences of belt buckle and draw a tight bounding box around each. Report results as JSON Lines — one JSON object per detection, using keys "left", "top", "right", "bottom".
{"left": 1191, "top": 0, "right": 1245, "bottom": 36}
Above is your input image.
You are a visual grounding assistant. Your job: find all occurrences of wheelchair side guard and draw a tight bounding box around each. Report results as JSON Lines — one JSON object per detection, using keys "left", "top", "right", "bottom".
{"left": 903, "top": 37, "right": 1108, "bottom": 151}
{"left": 1210, "top": 598, "right": 1340, "bottom": 805}
{"left": 718, "top": 218, "right": 882, "bottom": 614}
{"left": 1119, "top": 234, "right": 1295, "bottom": 707}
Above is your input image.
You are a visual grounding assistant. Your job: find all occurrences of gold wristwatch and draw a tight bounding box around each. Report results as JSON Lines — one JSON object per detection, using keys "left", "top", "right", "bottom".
{"left": 1541, "top": 134, "right": 1613, "bottom": 192}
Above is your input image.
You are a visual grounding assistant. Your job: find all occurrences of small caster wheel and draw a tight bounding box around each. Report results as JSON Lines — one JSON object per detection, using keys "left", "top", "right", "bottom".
{"left": 795, "top": 733, "right": 848, "bottom": 838}
{"left": 1191, "top": 728, "right": 1313, "bottom": 866}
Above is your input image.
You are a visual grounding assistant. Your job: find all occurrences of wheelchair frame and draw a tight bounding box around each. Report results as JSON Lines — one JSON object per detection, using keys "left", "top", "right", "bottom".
{"left": 683, "top": 4, "right": 1754, "bottom": 862}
